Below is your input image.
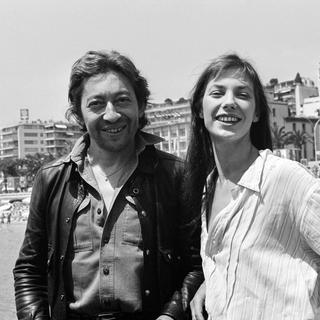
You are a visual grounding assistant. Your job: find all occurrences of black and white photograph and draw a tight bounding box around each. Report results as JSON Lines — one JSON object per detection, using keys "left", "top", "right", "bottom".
{"left": 1, "top": 1, "right": 320, "bottom": 319}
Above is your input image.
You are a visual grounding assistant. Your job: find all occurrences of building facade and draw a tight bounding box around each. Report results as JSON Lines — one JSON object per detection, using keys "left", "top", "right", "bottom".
{"left": 144, "top": 100, "right": 191, "bottom": 158}
{"left": 302, "top": 96, "right": 320, "bottom": 117}
{"left": 0, "top": 122, "right": 45, "bottom": 160}
{"left": 0, "top": 117, "right": 82, "bottom": 160}
{"left": 44, "top": 122, "right": 82, "bottom": 156}
{"left": 282, "top": 116, "right": 318, "bottom": 161}
{"left": 267, "top": 73, "right": 318, "bottom": 116}
{"left": 266, "top": 89, "right": 290, "bottom": 128}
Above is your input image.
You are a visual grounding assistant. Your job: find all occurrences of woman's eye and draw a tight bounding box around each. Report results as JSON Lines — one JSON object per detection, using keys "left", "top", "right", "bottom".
{"left": 238, "top": 92, "right": 250, "bottom": 99}
{"left": 210, "top": 91, "right": 224, "bottom": 98}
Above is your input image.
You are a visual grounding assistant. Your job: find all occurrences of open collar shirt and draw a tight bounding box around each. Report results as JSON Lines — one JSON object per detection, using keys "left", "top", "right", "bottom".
{"left": 201, "top": 149, "right": 320, "bottom": 320}
{"left": 65, "top": 131, "right": 162, "bottom": 315}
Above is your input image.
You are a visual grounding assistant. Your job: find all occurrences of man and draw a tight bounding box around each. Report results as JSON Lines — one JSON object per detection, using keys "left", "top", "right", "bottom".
{"left": 13, "top": 50, "right": 202, "bottom": 320}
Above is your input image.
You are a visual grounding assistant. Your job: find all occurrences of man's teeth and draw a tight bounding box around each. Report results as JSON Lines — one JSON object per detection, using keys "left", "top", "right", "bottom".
{"left": 217, "top": 116, "right": 240, "bottom": 122}
{"left": 105, "top": 127, "right": 123, "bottom": 133}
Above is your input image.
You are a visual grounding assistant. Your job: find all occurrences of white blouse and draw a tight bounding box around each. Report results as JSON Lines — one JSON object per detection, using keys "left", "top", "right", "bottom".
{"left": 201, "top": 149, "right": 320, "bottom": 320}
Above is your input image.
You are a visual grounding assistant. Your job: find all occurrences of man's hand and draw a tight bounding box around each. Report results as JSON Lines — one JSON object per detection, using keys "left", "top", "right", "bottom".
{"left": 156, "top": 316, "right": 174, "bottom": 320}
{"left": 190, "top": 281, "right": 206, "bottom": 320}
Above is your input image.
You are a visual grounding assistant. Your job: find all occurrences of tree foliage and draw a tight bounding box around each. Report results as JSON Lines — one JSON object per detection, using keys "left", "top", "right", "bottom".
{"left": 0, "top": 153, "right": 55, "bottom": 184}
{"left": 271, "top": 124, "right": 290, "bottom": 149}
{"left": 286, "top": 129, "right": 312, "bottom": 149}
{"left": 0, "top": 158, "right": 19, "bottom": 177}
{"left": 19, "top": 153, "right": 55, "bottom": 181}
{"left": 285, "top": 129, "right": 313, "bottom": 161}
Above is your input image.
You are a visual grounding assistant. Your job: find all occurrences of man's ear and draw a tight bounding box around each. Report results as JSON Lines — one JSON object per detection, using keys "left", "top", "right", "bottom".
{"left": 139, "top": 103, "right": 146, "bottom": 117}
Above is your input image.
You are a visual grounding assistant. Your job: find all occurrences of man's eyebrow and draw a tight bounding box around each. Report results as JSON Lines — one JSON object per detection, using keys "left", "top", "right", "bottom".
{"left": 86, "top": 89, "right": 132, "bottom": 100}
{"left": 115, "top": 89, "right": 132, "bottom": 95}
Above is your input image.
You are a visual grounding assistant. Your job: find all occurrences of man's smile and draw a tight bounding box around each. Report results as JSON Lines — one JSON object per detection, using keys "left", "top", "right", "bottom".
{"left": 102, "top": 124, "right": 126, "bottom": 134}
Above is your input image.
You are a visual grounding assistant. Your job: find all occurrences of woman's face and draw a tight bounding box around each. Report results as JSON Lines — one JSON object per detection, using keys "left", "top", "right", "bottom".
{"left": 201, "top": 69, "right": 258, "bottom": 146}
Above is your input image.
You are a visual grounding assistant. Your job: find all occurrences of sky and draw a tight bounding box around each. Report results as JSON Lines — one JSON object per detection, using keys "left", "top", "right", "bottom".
{"left": 1, "top": 0, "right": 320, "bottom": 128}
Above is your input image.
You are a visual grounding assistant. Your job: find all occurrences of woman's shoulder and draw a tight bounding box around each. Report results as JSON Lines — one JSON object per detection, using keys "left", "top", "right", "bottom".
{"left": 261, "top": 149, "right": 317, "bottom": 184}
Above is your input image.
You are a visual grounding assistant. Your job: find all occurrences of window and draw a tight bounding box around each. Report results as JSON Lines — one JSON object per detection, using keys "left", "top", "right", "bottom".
{"left": 170, "top": 127, "right": 177, "bottom": 137}
{"left": 161, "top": 128, "right": 168, "bottom": 136}
{"left": 25, "top": 148, "right": 39, "bottom": 152}
{"left": 24, "top": 140, "right": 37, "bottom": 145}
{"left": 302, "top": 123, "right": 306, "bottom": 132}
{"left": 272, "top": 108, "right": 276, "bottom": 117}
{"left": 178, "top": 128, "right": 186, "bottom": 136}
{"left": 293, "top": 123, "right": 296, "bottom": 131}
{"left": 179, "top": 141, "right": 187, "bottom": 150}
{"left": 24, "top": 132, "right": 38, "bottom": 137}
{"left": 162, "top": 142, "right": 169, "bottom": 151}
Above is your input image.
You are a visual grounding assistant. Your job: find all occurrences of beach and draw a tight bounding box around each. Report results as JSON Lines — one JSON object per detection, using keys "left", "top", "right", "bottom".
{"left": 0, "top": 223, "right": 26, "bottom": 320}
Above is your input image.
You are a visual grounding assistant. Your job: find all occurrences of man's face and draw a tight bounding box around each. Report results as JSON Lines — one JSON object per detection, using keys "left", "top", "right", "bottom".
{"left": 80, "top": 71, "right": 143, "bottom": 154}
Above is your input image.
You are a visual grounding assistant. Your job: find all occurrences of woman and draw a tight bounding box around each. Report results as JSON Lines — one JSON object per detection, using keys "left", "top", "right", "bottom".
{"left": 185, "top": 54, "right": 320, "bottom": 319}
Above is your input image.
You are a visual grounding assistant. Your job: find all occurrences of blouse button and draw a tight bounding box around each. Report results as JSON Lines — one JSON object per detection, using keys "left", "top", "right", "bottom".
{"left": 145, "top": 289, "right": 151, "bottom": 296}
{"left": 103, "top": 266, "right": 110, "bottom": 275}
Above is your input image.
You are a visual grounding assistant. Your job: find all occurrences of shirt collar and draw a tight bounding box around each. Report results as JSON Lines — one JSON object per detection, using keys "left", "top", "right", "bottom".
{"left": 236, "top": 149, "right": 270, "bottom": 192}
{"left": 68, "top": 130, "right": 163, "bottom": 169}
{"left": 205, "top": 149, "right": 271, "bottom": 193}
{"left": 135, "top": 130, "right": 164, "bottom": 155}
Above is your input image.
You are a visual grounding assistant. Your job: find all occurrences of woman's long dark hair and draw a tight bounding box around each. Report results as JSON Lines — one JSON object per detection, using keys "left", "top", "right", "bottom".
{"left": 184, "top": 53, "right": 273, "bottom": 214}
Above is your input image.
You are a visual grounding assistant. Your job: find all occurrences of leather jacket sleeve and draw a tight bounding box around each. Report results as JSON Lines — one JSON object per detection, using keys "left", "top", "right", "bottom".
{"left": 159, "top": 162, "right": 204, "bottom": 320}
{"left": 13, "top": 170, "right": 51, "bottom": 319}
{"left": 160, "top": 215, "right": 203, "bottom": 320}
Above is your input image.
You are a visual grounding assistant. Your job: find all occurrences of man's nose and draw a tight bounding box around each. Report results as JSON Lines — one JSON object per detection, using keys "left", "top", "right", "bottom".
{"left": 103, "top": 102, "right": 121, "bottom": 122}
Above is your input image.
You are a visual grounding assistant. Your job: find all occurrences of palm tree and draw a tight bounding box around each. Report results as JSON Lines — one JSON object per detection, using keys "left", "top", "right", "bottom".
{"left": 0, "top": 158, "right": 19, "bottom": 193}
{"left": 286, "top": 129, "right": 313, "bottom": 161}
{"left": 271, "top": 124, "right": 290, "bottom": 149}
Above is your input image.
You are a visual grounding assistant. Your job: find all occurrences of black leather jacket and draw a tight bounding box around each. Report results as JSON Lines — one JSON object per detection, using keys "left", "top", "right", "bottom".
{"left": 13, "top": 142, "right": 203, "bottom": 320}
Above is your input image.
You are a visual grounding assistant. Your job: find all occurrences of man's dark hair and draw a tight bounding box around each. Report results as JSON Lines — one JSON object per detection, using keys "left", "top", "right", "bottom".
{"left": 66, "top": 50, "right": 150, "bottom": 131}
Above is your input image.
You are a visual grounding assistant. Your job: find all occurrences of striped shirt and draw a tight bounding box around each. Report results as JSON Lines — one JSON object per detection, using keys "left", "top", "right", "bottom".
{"left": 201, "top": 149, "right": 320, "bottom": 320}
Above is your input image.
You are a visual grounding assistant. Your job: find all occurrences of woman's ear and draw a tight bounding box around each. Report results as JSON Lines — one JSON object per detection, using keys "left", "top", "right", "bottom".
{"left": 253, "top": 114, "right": 259, "bottom": 123}
{"left": 199, "top": 109, "right": 204, "bottom": 119}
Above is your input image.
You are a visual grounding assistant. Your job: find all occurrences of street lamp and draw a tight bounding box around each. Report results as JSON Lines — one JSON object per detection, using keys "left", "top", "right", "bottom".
{"left": 314, "top": 118, "right": 320, "bottom": 161}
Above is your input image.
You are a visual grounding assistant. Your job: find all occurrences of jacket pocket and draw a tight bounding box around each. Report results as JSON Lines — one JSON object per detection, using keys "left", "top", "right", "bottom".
{"left": 73, "top": 198, "right": 93, "bottom": 252}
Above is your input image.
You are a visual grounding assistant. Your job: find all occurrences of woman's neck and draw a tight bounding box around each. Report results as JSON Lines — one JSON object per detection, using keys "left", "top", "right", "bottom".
{"left": 213, "top": 139, "right": 259, "bottom": 184}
